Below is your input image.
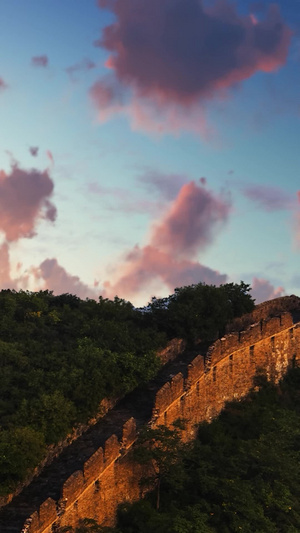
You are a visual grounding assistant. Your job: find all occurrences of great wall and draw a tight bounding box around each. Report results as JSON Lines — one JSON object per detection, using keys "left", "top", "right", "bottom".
{"left": 1, "top": 296, "right": 300, "bottom": 533}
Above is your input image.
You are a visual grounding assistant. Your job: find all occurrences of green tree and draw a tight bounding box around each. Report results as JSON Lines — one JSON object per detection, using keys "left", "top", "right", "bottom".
{"left": 134, "top": 422, "right": 186, "bottom": 510}
{"left": 147, "top": 281, "right": 254, "bottom": 346}
{"left": 0, "top": 426, "right": 45, "bottom": 494}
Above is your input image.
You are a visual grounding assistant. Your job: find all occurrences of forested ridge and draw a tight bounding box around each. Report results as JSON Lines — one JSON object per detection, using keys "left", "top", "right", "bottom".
{"left": 0, "top": 282, "right": 254, "bottom": 496}
{"left": 63, "top": 367, "right": 300, "bottom": 533}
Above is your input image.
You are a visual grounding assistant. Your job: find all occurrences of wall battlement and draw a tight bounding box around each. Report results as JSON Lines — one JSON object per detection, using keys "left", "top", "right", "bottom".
{"left": 19, "top": 310, "right": 300, "bottom": 533}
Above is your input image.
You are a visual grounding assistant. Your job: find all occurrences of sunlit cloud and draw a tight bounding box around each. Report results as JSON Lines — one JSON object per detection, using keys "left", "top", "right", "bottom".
{"left": 251, "top": 276, "right": 285, "bottom": 303}
{"left": 151, "top": 181, "right": 230, "bottom": 257}
{"left": 32, "top": 258, "right": 99, "bottom": 300}
{"left": 92, "top": 0, "right": 291, "bottom": 135}
{"left": 0, "top": 243, "right": 13, "bottom": 289}
{"left": 0, "top": 164, "right": 57, "bottom": 242}
{"left": 104, "top": 180, "right": 230, "bottom": 301}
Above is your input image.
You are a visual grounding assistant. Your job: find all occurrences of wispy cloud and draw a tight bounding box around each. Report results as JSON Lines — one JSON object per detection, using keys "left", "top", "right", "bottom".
{"left": 31, "top": 55, "right": 49, "bottom": 68}
{"left": 242, "top": 184, "right": 294, "bottom": 212}
{"left": 137, "top": 169, "right": 187, "bottom": 200}
{"left": 0, "top": 77, "right": 8, "bottom": 91}
{"left": 66, "top": 57, "right": 96, "bottom": 80}
{"left": 87, "top": 182, "right": 159, "bottom": 214}
{"left": 241, "top": 184, "right": 300, "bottom": 248}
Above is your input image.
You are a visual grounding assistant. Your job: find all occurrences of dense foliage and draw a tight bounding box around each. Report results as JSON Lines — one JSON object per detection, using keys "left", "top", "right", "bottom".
{"left": 67, "top": 368, "right": 300, "bottom": 533}
{"left": 0, "top": 281, "right": 254, "bottom": 495}
{"left": 144, "top": 281, "right": 254, "bottom": 345}
{"left": 0, "top": 290, "right": 164, "bottom": 495}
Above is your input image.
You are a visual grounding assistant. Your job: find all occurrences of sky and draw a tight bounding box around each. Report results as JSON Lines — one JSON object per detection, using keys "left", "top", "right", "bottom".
{"left": 0, "top": 0, "right": 299, "bottom": 307}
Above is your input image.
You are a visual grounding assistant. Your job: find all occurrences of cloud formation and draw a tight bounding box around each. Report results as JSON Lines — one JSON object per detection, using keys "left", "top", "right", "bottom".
{"left": 92, "top": 0, "right": 291, "bottom": 133}
{"left": 66, "top": 58, "right": 96, "bottom": 80}
{"left": 138, "top": 170, "right": 187, "bottom": 200}
{"left": 242, "top": 184, "right": 294, "bottom": 211}
{"left": 29, "top": 146, "right": 39, "bottom": 157}
{"left": 0, "top": 165, "right": 57, "bottom": 242}
{"left": 46, "top": 150, "right": 54, "bottom": 166}
{"left": 34, "top": 258, "right": 99, "bottom": 300}
{"left": 90, "top": 81, "right": 212, "bottom": 136}
{"left": 242, "top": 184, "right": 300, "bottom": 247}
{"left": 0, "top": 243, "right": 13, "bottom": 289}
{"left": 31, "top": 55, "right": 49, "bottom": 68}
{"left": 0, "top": 248, "right": 99, "bottom": 300}
{"left": 104, "top": 245, "right": 227, "bottom": 300}
{"left": 251, "top": 276, "right": 285, "bottom": 303}
{"left": 151, "top": 181, "right": 230, "bottom": 257}
{"left": 104, "top": 180, "right": 230, "bottom": 300}
{"left": 0, "top": 78, "right": 7, "bottom": 90}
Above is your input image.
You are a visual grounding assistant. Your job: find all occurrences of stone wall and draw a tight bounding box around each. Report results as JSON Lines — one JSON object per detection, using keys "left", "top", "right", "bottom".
{"left": 23, "top": 312, "right": 300, "bottom": 533}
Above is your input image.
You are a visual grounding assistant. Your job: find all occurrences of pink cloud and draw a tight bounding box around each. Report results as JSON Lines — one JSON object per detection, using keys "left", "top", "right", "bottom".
{"left": 34, "top": 258, "right": 99, "bottom": 300}
{"left": 242, "top": 184, "right": 294, "bottom": 211}
{"left": 0, "top": 247, "right": 100, "bottom": 299}
{"left": 104, "top": 180, "right": 230, "bottom": 300}
{"left": 105, "top": 244, "right": 227, "bottom": 300}
{"left": 0, "top": 164, "right": 57, "bottom": 242}
{"left": 92, "top": 0, "right": 291, "bottom": 134}
{"left": 46, "top": 150, "right": 54, "bottom": 166}
{"left": 31, "top": 55, "right": 49, "bottom": 68}
{"left": 90, "top": 79, "right": 214, "bottom": 137}
{"left": 251, "top": 277, "right": 285, "bottom": 304}
{"left": 97, "top": 1, "right": 290, "bottom": 103}
{"left": 0, "top": 78, "right": 8, "bottom": 90}
{"left": 151, "top": 181, "right": 231, "bottom": 258}
{"left": 66, "top": 57, "right": 96, "bottom": 79}
{"left": 0, "top": 244, "right": 29, "bottom": 291}
{"left": 0, "top": 243, "right": 13, "bottom": 289}
{"left": 242, "top": 185, "right": 300, "bottom": 247}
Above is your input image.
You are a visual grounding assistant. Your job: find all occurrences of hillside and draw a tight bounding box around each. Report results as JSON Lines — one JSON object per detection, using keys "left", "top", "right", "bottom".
{"left": 0, "top": 286, "right": 299, "bottom": 532}
{"left": 0, "top": 282, "right": 255, "bottom": 499}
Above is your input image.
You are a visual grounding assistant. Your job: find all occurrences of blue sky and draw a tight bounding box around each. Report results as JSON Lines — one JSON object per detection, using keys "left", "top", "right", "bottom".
{"left": 0, "top": 0, "right": 299, "bottom": 306}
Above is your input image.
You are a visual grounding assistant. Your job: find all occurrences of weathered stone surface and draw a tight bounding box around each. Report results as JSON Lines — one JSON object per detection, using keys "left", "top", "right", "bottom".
{"left": 84, "top": 447, "right": 104, "bottom": 483}
{"left": 39, "top": 498, "right": 57, "bottom": 527}
{"left": 62, "top": 470, "right": 84, "bottom": 505}
{"left": 104, "top": 434, "right": 120, "bottom": 464}
{"left": 122, "top": 418, "right": 137, "bottom": 449}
